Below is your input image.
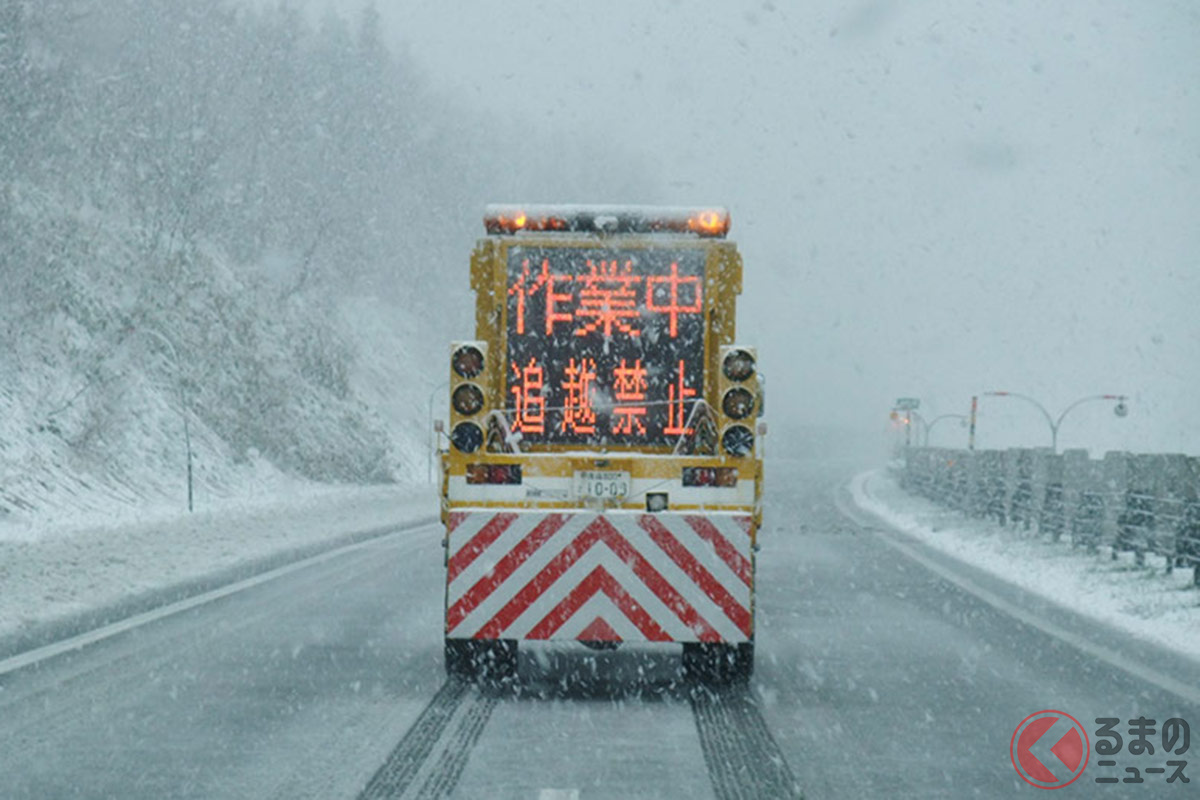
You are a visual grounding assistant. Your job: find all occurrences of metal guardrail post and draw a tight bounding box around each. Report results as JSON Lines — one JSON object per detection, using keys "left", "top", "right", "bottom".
{"left": 1181, "top": 498, "right": 1200, "bottom": 586}
{"left": 1101, "top": 451, "right": 1130, "bottom": 557}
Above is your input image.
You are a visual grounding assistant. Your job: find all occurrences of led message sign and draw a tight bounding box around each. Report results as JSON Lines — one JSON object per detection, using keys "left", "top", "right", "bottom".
{"left": 505, "top": 246, "right": 706, "bottom": 446}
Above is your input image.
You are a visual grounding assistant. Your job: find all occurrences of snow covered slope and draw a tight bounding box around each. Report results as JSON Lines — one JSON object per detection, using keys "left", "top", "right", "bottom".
{"left": 0, "top": 482, "right": 435, "bottom": 649}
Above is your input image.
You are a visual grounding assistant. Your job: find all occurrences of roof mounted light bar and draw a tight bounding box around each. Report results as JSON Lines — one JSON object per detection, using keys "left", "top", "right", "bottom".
{"left": 484, "top": 204, "right": 731, "bottom": 238}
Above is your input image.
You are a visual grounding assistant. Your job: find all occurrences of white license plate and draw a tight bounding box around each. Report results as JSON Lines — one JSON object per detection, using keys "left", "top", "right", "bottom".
{"left": 574, "top": 470, "right": 631, "bottom": 500}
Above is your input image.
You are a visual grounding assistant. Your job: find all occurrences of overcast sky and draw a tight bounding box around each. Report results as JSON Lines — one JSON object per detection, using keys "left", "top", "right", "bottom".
{"left": 327, "top": 0, "right": 1198, "bottom": 455}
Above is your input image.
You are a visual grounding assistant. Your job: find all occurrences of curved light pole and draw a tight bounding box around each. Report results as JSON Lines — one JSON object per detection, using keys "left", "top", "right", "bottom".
{"left": 907, "top": 410, "right": 930, "bottom": 446}
{"left": 983, "top": 391, "right": 1128, "bottom": 452}
{"left": 903, "top": 411, "right": 969, "bottom": 446}
{"left": 924, "top": 413, "right": 969, "bottom": 446}
{"left": 126, "top": 326, "right": 194, "bottom": 512}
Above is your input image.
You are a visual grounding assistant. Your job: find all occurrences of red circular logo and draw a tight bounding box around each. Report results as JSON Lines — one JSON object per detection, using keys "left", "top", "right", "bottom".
{"left": 1010, "top": 710, "right": 1090, "bottom": 789}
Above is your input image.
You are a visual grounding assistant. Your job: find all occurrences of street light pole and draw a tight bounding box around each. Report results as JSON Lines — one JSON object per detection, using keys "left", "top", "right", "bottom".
{"left": 907, "top": 410, "right": 929, "bottom": 446}
{"left": 983, "top": 391, "right": 1128, "bottom": 452}
{"left": 924, "top": 413, "right": 969, "bottom": 446}
{"left": 968, "top": 395, "right": 978, "bottom": 450}
{"left": 427, "top": 380, "right": 448, "bottom": 483}
{"left": 128, "top": 326, "right": 194, "bottom": 512}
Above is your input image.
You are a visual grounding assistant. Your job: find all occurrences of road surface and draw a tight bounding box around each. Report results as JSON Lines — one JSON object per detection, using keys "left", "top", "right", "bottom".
{"left": 1, "top": 451, "right": 1195, "bottom": 798}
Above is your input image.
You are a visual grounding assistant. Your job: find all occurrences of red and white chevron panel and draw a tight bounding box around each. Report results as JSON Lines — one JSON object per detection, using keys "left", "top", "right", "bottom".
{"left": 444, "top": 511, "right": 754, "bottom": 644}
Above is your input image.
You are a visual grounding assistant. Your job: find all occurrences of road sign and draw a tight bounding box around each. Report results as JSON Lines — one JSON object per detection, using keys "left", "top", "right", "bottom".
{"left": 895, "top": 397, "right": 920, "bottom": 411}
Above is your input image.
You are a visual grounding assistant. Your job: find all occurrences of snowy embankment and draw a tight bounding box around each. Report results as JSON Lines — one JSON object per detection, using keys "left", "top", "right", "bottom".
{"left": 851, "top": 468, "right": 1200, "bottom": 662}
{"left": 0, "top": 482, "right": 437, "bottom": 650}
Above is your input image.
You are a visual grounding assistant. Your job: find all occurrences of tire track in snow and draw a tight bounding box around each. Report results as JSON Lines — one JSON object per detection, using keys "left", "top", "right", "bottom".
{"left": 358, "top": 679, "right": 497, "bottom": 799}
{"left": 690, "top": 686, "right": 803, "bottom": 800}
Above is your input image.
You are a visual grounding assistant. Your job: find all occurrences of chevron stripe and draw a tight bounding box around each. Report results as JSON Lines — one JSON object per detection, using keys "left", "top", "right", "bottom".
{"left": 573, "top": 614, "right": 625, "bottom": 642}
{"left": 443, "top": 511, "right": 753, "bottom": 644}
{"left": 446, "top": 511, "right": 471, "bottom": 534}
{"left": 446, "top": 512, "right": 518, "bottom": 583}
{"left": 631, "top": 515, "right": 751, "bottom": 637}
{"left": 639, "top": 514, "right": 751, "bottom": 607}
{"left": 477, "top": 517, "right": 728, "bottom": 642}
{"left": 448, "top": 512, "right": 573, "bottom": 597}
{"left": 527, "top": 566, "right": 672, "bottom": 641}
{"left": 682, "top": 514, "right": 753, "bottom": 586}
{"left": 638, "top": 516, "right": 752, "bottom": 636}
{"left": 445, "top": 513, "right": 573, "bottom": 633}
{"left": 448, "top": 514, "right": 591, "bottom": 637}
{"left": 567, "top": 608, "right": 655, "bottom": 642}
{"left": 480, "top": 539, "right": 726, "bottom": 641}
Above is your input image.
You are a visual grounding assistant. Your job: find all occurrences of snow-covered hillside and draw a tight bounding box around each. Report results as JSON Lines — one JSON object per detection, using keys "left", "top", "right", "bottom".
{"left": 1, "top": 2, "right": 654, "bottom": 529}
{"left": 0, "top": 193, "right": 408, "bottom": 527}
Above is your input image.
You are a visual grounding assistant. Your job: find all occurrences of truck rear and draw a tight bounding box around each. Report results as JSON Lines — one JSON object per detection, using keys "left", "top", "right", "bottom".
{"left": 439, "top": 205, "right": 763, "bottom": 685}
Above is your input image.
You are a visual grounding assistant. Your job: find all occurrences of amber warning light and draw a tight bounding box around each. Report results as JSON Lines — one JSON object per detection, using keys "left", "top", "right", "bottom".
{"left": 484, "top": 204, "right": 731, "bottom": 238}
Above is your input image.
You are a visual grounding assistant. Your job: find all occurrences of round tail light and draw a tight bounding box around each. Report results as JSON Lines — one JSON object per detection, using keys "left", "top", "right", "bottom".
{"left": 722, "top": 425, "right": 754, "bottom": 456}
{"left": 722, "top": 387, "right": 755, "bottom": 420}
{"left": 452, "top": 383, "right": 485, "bottom": 416}
{"left": 722, "top": 349, "right": 755, "bottom": 382}
{"left": 451, "top": 422, "right": 484, "bottom": 453}
{"left": 452, "top": 345, "right": 485, "bottom": 378}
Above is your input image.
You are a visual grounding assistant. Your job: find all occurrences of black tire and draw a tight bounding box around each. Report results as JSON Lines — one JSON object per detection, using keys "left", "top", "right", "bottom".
{"left": 682, "top": 642, "right": 754, "bottom": 686}
{"left": 444, "top": 639, "right": 518, "bottom": 684}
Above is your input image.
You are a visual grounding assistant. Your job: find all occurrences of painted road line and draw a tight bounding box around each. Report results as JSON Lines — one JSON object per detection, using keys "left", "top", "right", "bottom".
{"left": 0, "top": 521, "right": 438, "bottom": 678}
{"left": 837, "top": 472, "right": 1200, "bottom": 708}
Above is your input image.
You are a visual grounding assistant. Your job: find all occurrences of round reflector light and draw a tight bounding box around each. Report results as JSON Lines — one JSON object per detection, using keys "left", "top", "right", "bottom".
{"left": 452, "top": 383, "right": 485, "bottom": 416}
{"left": 451, "top": 422, "right": 484, "bottom": 453}
{"left": 722, "top": 425, "right": 754, "bottom": 457}
{"left": 722, "top": 349, "right": 755, "bottom": 382}
{"left": 452, "top": 345, "right": 484, "bottom": 379}
{"left": 722, "top": 387, "right": 755, "bottom": 420}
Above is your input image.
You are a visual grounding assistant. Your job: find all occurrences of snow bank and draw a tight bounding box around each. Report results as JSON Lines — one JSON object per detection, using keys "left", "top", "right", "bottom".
{"left": 851, "top": 468, "right": 1200, "bottom": 662}
{"left": 0, "top": 482, "right": 437, "bottom": 646}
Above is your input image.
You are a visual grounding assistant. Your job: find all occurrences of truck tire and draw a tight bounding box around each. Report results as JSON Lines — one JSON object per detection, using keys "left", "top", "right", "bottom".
{"left": 682, "top": 642, "right": 754, "bottom": 686}
{"left": 444, "top": 639, "right": 518, "bottom": 684}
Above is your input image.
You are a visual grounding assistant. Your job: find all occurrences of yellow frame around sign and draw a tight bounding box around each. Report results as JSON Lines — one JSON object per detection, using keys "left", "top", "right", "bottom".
{"left": 442, "top": 231, "right": 761, "bottom": 527}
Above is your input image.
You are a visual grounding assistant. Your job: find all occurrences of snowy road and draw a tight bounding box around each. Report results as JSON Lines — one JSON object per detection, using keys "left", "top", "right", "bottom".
{"left": 1, "top": 454, "right": 1197, "bottom": 798}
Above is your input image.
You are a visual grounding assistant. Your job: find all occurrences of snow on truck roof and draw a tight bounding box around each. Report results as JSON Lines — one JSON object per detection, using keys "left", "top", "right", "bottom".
{"left": 483, "top": 204, "right": 730, "bottom": 238}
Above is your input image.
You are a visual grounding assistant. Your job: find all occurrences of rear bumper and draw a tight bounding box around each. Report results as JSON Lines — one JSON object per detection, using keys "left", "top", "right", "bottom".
{"left": 444, "top": 510, "right": 754, "bottom": 644}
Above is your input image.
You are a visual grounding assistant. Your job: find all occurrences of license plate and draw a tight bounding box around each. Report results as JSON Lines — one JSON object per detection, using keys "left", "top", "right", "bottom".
{"left": 573, "top": 470, "right": 631, "bottom": 501}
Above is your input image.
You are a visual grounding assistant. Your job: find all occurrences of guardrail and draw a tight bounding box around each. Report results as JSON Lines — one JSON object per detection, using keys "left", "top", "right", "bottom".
{"left": 898, "top": 447, "right": 1200, "bottom": 587}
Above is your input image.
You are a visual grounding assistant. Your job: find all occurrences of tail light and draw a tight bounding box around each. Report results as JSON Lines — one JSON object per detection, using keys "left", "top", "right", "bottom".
{"left": 722, "top": 387, "right": 755, "bottom": 419}
{"left": 683, "top": 467, "right": 738, "bottom": 487}
{"left": 466, "top": 463, "right": 523, "bottom": 485}
{"left": 452, "top": 345, "right": 485, "bottom": 378}
{"left": 452, "top": 383, "right": 485, "bottom": 416}
{"left": 722, "top": 349, "right": 755, "bottom": 382}
{"left": 721, "top": 425, "right": 754, "bottom": 457}
{"left": 451, "top": 422, "right": 484, "bottom": 453}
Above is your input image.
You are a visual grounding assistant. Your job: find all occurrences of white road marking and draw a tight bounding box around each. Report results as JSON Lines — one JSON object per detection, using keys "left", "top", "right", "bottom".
{"left": 836, "top": 473, "right": 1200, "bottom": 707}
{"left": 538, "top": 790, "right": 580, "bottom": 800}
{"left": 0, "top": 522, "right": 438, "bottom": 678}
